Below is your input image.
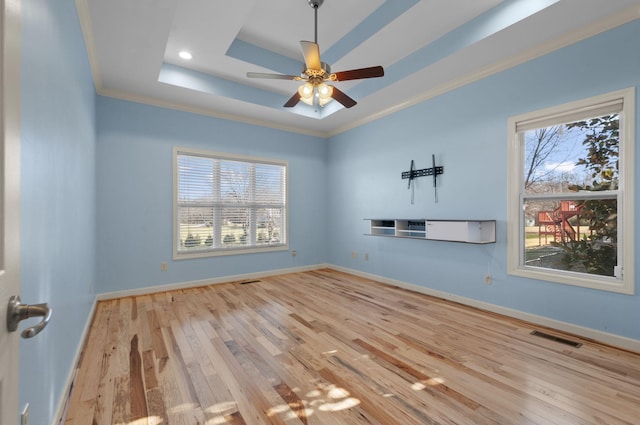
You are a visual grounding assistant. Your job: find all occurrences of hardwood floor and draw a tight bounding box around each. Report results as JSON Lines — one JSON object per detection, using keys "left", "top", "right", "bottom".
{"left": 64, "top": 269, "right": 640, "bottom": 424}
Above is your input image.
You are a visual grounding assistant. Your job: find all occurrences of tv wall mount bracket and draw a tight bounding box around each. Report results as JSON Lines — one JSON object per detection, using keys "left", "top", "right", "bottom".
{"left": 401, "top": 154, "right": 443, "bottom": 204}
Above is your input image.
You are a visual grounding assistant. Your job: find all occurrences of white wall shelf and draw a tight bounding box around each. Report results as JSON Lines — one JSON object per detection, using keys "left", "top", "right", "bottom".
{"left": 365, "top": 219, "right": 496, "bottom": 244}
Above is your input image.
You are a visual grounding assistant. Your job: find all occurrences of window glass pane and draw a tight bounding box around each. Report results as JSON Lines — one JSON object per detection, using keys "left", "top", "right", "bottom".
{"left": 523, "top": 114, "right": 619, "bottom": 195}
{"left": 255, "top": 164, "right": 285, "bottom": 205}
{"left": 176, "top": 151, "right": 287, "bottom": 256}
{"left": 256, "top": 208, "right": 283, "bottom": 245}
{"left": 221, "top": 208, "right": 251, "bottom": 246}
{"left": 508, "top": 89, "right": 633, "bottom": 293}
{"left": 220, "top": 160, "right": 251, "bottom": 204}
{"left": 178, "top": 206, "right": 214, "bottom": 251}
{"left": 177, "top": 155, "right": 214, "bottom": 203}
{"left": 524, "top": 199, "right": 617, "bottom": 277}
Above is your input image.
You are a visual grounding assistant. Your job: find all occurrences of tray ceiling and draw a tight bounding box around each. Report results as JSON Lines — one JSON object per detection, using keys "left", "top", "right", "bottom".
{"left": 77, "top": 0, "right": 640, "bottom": 136}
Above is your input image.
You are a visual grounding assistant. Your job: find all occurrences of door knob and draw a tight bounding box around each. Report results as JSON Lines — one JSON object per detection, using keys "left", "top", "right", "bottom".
{"left": 6, "top": 295, "right": 52, "bottom": 338}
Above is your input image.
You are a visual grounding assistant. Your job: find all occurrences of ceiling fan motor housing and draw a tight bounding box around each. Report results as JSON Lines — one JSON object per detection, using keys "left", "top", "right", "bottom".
{"left": 302, "top": 62, "right": 331, "bottom": 84}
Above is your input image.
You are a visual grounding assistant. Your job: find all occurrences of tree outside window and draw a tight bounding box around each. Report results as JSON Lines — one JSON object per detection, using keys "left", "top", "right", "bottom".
{"left": 522, "top": 115, "right": 618, "bottom": 277}
{"left": 507, "top": 88, "right": 634, "bottom": 294}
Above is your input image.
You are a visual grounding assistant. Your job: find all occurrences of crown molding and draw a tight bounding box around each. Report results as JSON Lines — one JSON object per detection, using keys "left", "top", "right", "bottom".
{"left": 97, "top": 87, "right": 330, "bottom": 138}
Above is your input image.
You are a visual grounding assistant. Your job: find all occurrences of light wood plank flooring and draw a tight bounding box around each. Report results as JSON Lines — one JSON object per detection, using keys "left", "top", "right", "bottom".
{"left": 64, "top": 269, "right": 640, "bottom": 424}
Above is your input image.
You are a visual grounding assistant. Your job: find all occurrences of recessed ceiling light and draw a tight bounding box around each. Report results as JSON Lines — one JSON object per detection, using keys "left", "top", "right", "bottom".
{"left": 179, "top": 51, "right": 193, "bottom": 60}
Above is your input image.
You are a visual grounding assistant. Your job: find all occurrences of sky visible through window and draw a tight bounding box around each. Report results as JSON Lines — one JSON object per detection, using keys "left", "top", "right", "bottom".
{"left": 523, "top": 114, "right": 619, "bottom": 194}
{"left": 521, "top": 113, "right": 620, "bottom": 278}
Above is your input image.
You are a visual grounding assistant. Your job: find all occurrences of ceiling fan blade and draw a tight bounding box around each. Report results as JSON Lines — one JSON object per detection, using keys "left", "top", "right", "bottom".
{"left": 300, "top": 41, "right": 321, "bottom": 70}
{"left": 284, "top": 92, "right": 301, "bottom": 108}
{"left": 332, "top": 66, "right": 384, "bottom": 82}
{"left": 330, "top": 86, "right": 357, "bottom": 108}
{"left": 247, "top": 72, "right": 301, "bottom": 80}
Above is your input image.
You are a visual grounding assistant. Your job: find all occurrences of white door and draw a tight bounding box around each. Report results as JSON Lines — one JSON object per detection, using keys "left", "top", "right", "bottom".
{"left": 1, "top": 0, "right": 22, "bottom": 423}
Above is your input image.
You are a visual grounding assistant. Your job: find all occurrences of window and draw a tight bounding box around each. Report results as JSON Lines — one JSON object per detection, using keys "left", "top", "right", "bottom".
{"left": 174, "top": 147, "right": 288, "bottom": 258}
{"left": 507, "top": 88, "right": 635, "bottom": 294}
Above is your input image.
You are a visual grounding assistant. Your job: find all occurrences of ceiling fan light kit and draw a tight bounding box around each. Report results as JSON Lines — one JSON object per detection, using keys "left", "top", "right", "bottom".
{"left": 298, "top": 82, "right": 333, "bottom": 106}
{"left": 246, "top": 0, "right": 384, "bottom": 110}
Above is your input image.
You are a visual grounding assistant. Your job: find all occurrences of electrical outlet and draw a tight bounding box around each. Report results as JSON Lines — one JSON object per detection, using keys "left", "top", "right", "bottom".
{"left": 484, "top": 274, "right": 492, "bottom": 285}
{"left": 161, "top": 262, "right": 168, "bottom": 271}
{"left": 21, "top": 403, "right": 29, "bottom": 425}
{"left": 351, "top": 251, "right": 358, "bottom": 259}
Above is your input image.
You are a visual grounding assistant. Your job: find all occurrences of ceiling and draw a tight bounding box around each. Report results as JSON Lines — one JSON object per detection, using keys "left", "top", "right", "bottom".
{"left": 77, "top": 0, "right": 640, "bottom": 137}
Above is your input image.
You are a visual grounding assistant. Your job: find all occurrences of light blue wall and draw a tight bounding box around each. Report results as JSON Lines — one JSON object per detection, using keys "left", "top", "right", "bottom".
{"left": 20, "top": 0, "right": 96, "bottom": 424}
{"left": 16, "top": 1, "right": 640, "bottom": 422}
{"left": 95, "top": 97, "right": 328, "bottom": 293}
{"left": 327, "top": 20, "right": 640, "bottom": 340}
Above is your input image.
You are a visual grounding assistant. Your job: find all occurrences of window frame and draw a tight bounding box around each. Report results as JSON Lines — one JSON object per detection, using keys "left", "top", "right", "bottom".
{"left": 173, "top": 147, "right": 289, "bottom": 260}
{"left": 507, "top": 88, "right": 635, "bottom": 294}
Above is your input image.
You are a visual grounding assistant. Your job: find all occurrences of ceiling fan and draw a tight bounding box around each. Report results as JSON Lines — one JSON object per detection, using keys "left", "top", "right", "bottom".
{"left": 246, "top": 0, "right": 384, "bottom": 109}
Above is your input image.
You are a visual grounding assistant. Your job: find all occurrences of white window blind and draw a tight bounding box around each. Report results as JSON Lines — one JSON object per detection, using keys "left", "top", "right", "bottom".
{"left": 515, "top": 98, "right": 624, "bottom": 132}
{"left": 175, "top": 148, "right": 287, "bottom": 257}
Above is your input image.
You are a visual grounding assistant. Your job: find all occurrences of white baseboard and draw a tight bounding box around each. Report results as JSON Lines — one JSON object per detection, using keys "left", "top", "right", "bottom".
{"left": 96, "top": 263, "right": 330, "bottom": 301}
{"left": 328, "top": 265, "right": 640, "bottom": 353}
{"left": 52, "top": 297, "right": 98, "bottom": 425}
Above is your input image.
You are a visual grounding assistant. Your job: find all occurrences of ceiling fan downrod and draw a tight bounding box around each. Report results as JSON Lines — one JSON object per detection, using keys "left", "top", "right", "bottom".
{"left": 307, "top": 0, "right": 323, "bottom": 44}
